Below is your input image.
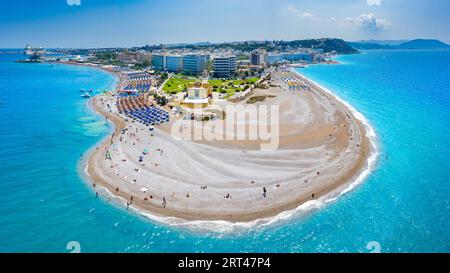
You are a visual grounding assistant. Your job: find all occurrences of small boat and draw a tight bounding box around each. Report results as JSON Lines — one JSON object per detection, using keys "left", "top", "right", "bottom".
{"left": 81, "top": 92, "right": 91, "bottom": 98}
{"left": 88, "top": 89, "right": 93, "bottom": 93}
{"left": 79, "top": 89, "right": 85, "bottom": 92}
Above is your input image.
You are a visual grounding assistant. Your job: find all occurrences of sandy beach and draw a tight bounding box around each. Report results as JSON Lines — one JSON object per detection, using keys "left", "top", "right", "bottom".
{"left": 85, "top": 69, "right": 373, "bottom": 223}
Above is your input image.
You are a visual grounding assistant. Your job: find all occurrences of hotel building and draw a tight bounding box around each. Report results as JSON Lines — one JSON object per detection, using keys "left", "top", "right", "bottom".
{"left": 182, "top": 54, "right": 210, "bottom": 75}
{"left": 118, "top": 50, "right": 152, "bottom": 64}
{"left": 213, "top": 55, "right": 237, "bottom": 78}
{"left": 166, "top": 55, "right": 183, "bottom": 73}
{"left": 250, "top": 49, "right": 267, "bottom": 66}
{"left": 152, "top": 54, "right": 167, "bottom": 71}
{"left": 283, "top": 52, "right": 313, "bottom": 63}
{"left": 267, "top": 51, "right": 314, "bottom": 64}
{"left": 267, "top": 53, "right": 284, "bottom": 65}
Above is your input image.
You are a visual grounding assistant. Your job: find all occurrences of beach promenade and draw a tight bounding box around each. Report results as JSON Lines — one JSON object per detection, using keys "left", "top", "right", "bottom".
{"left": 85, "top": 69, "right": 372, "bottom": 223}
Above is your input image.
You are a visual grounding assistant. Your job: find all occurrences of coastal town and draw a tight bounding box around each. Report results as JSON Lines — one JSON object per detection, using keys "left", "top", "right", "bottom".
{"left": 20, "top": 39, "right": 344, "bottom": 115}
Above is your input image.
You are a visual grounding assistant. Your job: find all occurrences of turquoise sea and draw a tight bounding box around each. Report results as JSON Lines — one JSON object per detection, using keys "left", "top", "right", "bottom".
{"left": 0, "top": 50, "right": 448, "bottom": 252}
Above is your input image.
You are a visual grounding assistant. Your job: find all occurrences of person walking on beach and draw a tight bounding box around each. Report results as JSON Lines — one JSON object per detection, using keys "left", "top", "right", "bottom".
{"left": 162, "top": 196, "right": 167, "bottom": 208}
{"left": 263, "top": 187, "right": 267, "bottom": 198}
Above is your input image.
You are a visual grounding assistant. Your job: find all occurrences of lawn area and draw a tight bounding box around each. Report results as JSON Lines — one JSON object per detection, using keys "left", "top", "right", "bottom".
{"left": 162, "top": 77, "right": 260, "bottom": 97}
{"left": 209, "top": 77, "right": 260, "bottom": 97}
{"left": 162, "top": 77, "right": 197, "bottom": 94}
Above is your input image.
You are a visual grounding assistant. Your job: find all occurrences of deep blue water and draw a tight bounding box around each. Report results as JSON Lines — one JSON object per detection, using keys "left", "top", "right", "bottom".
{"left": 0, "top": 50, "right": 448, "bottom": 253}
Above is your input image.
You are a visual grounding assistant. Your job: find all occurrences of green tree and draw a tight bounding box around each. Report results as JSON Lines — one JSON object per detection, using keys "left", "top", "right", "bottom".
{"left": 206, "top": 60, "right": 214, "bottom": 72}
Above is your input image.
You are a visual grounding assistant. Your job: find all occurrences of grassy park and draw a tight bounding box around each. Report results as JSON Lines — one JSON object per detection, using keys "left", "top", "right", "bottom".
{"left": 162, "top": 77, "right": 260, "bottom": 97}
{"left": 162, "top": 77, "right": 197, "bottom": 94}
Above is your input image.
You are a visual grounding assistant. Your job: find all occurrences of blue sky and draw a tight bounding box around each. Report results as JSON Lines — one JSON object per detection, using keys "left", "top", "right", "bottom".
{"left": 0, "top": 0, "right": 449, "bottom": 48}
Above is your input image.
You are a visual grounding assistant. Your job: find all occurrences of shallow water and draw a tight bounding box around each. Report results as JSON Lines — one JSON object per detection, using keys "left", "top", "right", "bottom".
{"left": 0, "top": 50, "right": 448, "bottom": 252}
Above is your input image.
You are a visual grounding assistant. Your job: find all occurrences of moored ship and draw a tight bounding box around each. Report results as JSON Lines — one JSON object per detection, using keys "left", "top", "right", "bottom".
{"left": 24, "top": 44, "right": 46, "bottom": 56}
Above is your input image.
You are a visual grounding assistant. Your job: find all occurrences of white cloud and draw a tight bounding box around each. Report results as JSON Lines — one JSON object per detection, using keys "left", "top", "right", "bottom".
{"left": 366, "top": 0, "right": 381, "bottom": 6}
{"left": 66, "top": 0, "right": 81, "bottom": 6}
{"left": 284, "top": 7, "right": 319, "bottom": 21}
{"left": 284, "top": 6, "right": 299, "bottom": 14}
{"left": 359, "top": 13, "right": 390, "bottom": 29}
{"left": 300, "top": 12, "right": 314, "bottom": 19}
{"left": 339, "top": 13, "right": 390, "bottom": 30}
{"left": 342, "top": 17, "right": 356, "bottom": 25}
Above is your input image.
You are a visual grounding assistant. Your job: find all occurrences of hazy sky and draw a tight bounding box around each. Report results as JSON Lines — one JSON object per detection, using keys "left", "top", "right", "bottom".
{"left": 1, "top": 0, "right": 449, "bottom": 48}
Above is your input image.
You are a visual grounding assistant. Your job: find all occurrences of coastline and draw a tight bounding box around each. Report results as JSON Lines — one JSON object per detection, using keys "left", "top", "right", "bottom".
{"left": 289, "top": 69, "right": 379, "bottom": 200}
{"left": 81, "top": 64, "right": 378, "bottom": 232}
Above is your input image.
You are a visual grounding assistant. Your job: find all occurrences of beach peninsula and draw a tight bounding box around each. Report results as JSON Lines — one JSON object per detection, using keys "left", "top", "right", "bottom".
{"left": 85, "top": 68, "right": 373, "bottom": 223}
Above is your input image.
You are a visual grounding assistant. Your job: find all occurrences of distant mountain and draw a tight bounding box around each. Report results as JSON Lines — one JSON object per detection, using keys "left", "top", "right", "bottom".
{"left": 193, "top": 42, "right": 211, "bottom": 46}
{"left": 399, "top": 39, "right": 450, "bottom": 49}
{"left": 348, "top": 39, "right": 450, "bottom": 50}
{"left": 347, "top": 42, "right": 387, "bottom": 50}
{"left": 275, "top": 38, "right": 359, "bottom": 54}
{"left": 354, "top": 39, "right": 408, "bottom": 46}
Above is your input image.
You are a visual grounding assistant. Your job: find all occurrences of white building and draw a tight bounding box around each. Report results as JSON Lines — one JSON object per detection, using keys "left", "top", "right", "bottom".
{"left": 118, "top": 50, "right": 151, "bottom": 64}
{"left": 250, "top": 49, "right": 267, "bottom": 66}
{"left": 213, "top": 55, "right": 237, "bottom": 78}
